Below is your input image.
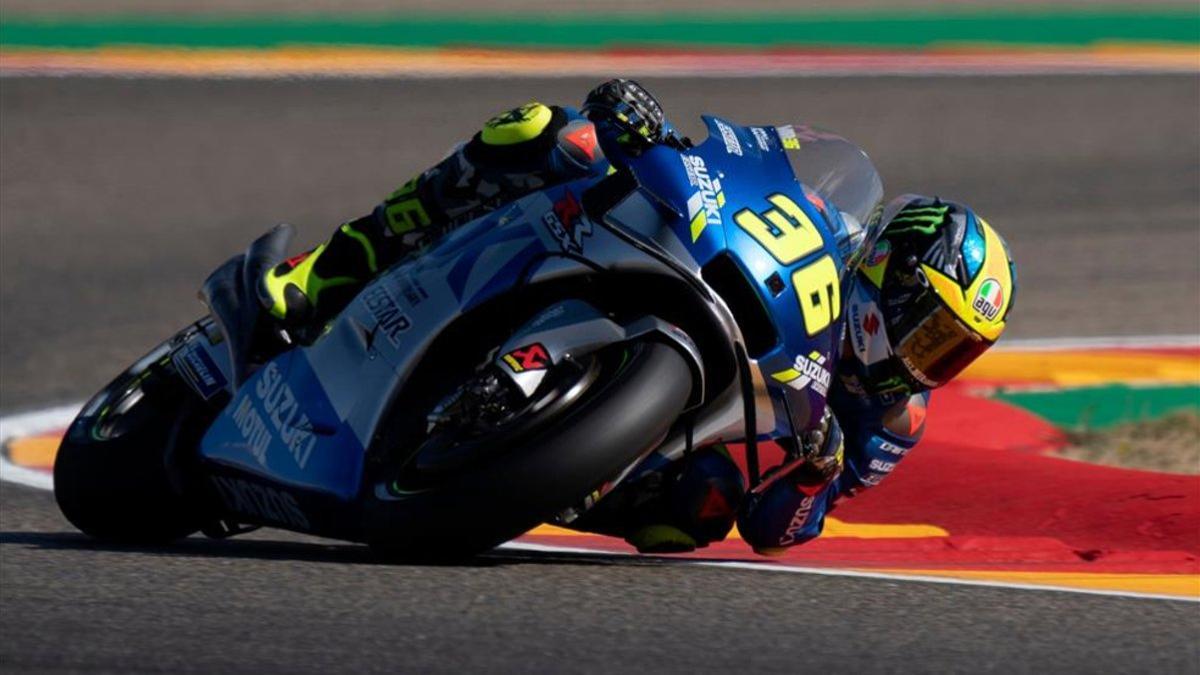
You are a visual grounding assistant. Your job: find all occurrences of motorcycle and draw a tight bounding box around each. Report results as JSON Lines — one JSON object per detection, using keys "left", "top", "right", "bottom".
{"left": 54, "top": 115, "right": 884, "bottom": 557}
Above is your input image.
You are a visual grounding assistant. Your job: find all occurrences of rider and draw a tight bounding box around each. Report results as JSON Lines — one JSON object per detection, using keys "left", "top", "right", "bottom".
{"left": 259, "top": 79, "right": 1017, "bottom": 555}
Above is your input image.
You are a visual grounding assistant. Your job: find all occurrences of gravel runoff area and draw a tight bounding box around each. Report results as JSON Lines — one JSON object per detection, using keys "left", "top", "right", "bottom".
{"left": 1061, "top": 411, "right": 1200, "bottom": 475}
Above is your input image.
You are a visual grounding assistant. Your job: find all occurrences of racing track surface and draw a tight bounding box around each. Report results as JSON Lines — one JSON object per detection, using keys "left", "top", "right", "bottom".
{"left": 2, "top": 76, "right": 1199, "bottom": 672}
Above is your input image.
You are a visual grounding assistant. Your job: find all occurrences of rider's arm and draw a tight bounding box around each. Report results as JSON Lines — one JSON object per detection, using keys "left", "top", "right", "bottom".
{"left": 735, "top": 392, "right": 929, "bottom": 554}
{"left": 837, "top": 392, "right": 930, "bottom": 495}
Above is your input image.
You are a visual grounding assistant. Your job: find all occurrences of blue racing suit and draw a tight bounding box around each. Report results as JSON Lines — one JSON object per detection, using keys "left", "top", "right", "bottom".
{"left": 736, "top": 274, "right": 932, "bottom": 553}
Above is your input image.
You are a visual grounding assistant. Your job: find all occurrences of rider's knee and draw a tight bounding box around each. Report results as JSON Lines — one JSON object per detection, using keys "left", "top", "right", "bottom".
{"left": 666, "top": 445, "right": 747, "bottom": 545}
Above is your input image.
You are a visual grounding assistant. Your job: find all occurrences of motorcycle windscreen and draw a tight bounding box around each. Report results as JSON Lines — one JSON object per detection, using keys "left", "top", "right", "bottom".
{"left": 781, "top": 125, "right": 884, "bottom": 228}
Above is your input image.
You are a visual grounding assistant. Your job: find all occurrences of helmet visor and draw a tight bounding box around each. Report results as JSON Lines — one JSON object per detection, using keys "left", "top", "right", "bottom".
{"left": 890, "top": 294, "right": 992, "bottom": 388}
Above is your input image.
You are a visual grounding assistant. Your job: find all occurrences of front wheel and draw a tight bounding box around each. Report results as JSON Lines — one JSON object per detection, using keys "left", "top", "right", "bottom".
{"left": 364, "top": 341, "right": 693, "bottom": 558}
{"left": 54, "top": 339, "right": 214, "bottom": 543}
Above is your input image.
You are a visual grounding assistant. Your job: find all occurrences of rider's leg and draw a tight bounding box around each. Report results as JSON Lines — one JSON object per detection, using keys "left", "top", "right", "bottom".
{"left": 260, "top": 102, "right": 603, "bottom": 324}
{"left": 568, "top": 444, "right": 747, "bottom": 554}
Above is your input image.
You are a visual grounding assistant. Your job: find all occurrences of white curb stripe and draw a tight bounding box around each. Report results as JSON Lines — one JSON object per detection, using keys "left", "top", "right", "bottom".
{"left": 500, "top": 542, "right": 1198, "bottom": 603}
{"left": 0, "top": 402, "right": 81, "bottom": 491}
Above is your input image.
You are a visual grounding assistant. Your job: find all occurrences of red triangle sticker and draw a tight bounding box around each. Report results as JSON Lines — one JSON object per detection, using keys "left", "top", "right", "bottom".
{"left": 563, "top": 123, "right": 598, "bottom": 162}
{"left": 698, "top": 485, "right": 731, "bottom": 519}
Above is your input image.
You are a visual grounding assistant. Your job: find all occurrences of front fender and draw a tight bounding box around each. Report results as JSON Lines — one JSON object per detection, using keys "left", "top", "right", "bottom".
{"left": 494, "top": 299, "right": 705, "bottom": 409}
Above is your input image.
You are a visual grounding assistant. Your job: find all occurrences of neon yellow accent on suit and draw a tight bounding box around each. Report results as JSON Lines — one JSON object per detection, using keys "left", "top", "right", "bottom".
{"left": 339, "top": 223, "right": 378, "bottom": 273}
{"left": 626, "top": 524, "right": 697, "bottom": 553}
{"left": 481, "top": 102, "right": 552, "bottom": 145}
{"left": 262, "top": 244, "right": 357, "bottom": 319}
{"left": 921, "top": 218, "right": 1014, "bottom": 342}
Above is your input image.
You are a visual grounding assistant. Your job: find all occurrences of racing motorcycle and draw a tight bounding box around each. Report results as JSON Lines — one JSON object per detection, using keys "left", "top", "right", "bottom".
{"left": 54, "top": 115, "right": 884, "bottom": 557}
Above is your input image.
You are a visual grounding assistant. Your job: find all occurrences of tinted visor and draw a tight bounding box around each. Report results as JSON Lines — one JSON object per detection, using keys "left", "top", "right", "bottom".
{"left": 889, "top": 293, "right": 992, "bottom": 388}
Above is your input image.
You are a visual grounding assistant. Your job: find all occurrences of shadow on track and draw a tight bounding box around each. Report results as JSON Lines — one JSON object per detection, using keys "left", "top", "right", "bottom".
{"left": 0, "top": 530, "right": 748, "bottom": 569}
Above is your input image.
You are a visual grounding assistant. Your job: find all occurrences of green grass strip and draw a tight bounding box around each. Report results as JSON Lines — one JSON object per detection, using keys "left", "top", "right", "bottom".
{"left": 1, "top": 10, "right": 1198, "bottom": 50}
{"left": 996, "top": 384, "right": 1200, "bottom": 430}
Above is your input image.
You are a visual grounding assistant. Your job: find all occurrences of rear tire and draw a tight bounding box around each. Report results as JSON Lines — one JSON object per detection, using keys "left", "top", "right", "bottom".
{"left": 365, "top": 341, "right": 692, "bottom": 558}
{"left": 54, "top": 343, "right": 212, "bottom": 544}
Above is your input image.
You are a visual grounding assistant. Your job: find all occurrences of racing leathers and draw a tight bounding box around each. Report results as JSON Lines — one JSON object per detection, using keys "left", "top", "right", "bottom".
{"left": 734, "top": 276, "right": 932, "bottom": 554}
{"left": 260, "top": 79, "right": 931, "bottom": 555}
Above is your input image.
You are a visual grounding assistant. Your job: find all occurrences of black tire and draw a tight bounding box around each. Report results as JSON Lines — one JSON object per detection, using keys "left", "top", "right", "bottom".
{"left": 54, "top": 343, "right": 212, "bottom": 544}
{"left": 365, "top": 341, "right": 692, "bottom": 558}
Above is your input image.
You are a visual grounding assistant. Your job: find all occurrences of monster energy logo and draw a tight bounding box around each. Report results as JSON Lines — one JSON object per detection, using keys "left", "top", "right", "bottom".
{"left": 888, "top": 204, "right": 950, "bottom": 235}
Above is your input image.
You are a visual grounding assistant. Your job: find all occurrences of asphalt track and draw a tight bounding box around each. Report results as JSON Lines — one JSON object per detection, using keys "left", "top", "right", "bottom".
{"left": 2, "top": 75, "right": 1199, "bottom": 672}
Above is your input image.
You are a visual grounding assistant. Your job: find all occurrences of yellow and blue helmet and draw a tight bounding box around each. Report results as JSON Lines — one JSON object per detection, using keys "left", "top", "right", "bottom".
{"left": 859, "top": 195, "right": 1017, "bottom": 388}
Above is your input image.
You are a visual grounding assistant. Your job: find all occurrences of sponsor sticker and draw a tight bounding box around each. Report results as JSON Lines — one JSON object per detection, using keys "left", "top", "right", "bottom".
{"left": 775, "top": 125, "right": 801, "bottom": 150}
{"left": 879, "top": 440, "right": 910, "bottom": 456}
{"left": 863, "top": 312, "right": 881, "bottom": 337}
{"left": 868, "top": 458, "right": 897, "bottom": 473}
{"left": 542, "top": 190, "right": 592, "bottom": 254}
{"left": 779, "top": 495, "right": 817, "bottom": 546}
{"left": 211, "top": 475, "right": 311, "bottom": 530}
{"left": 715, "top": 119, "right": 743, "bottom": 156}
{"left": 848, "top": 295, "right": 891, "bottom": 366}
{"left": 229, "top": 360, "right": 319, "bottom": 471}
{"left": 772, "top": 350, "right": 832, "bottom": 396}
{"left": 361, "top": 285, "right": 412, "bottom": 347}
{"left": 750, "top": 126, "right": 773, "bottom": 152}
{"left": 175, "top": 341, "right": 227, "bottom": 400}
{"left": 528, "top": 304, "right": 567, "bottom": 329}
{"left": 502, "top": 343, "right": 550, "bottom": 373}
{"left": 681, "top": 155, "right": 725, "bottom": 241}
{"left": 973, "top": 278, "right": 1004, "bottom": 321}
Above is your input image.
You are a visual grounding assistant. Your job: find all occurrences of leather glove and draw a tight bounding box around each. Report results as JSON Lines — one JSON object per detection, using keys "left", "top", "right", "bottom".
{"left": 581, "top": 78, "right": 667, "bottom": 149}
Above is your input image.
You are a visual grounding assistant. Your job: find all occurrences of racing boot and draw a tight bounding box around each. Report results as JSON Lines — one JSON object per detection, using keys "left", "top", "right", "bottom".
{"left": 259, "top": 214, "right": 385, "bottom": 325}
{"left": 260, "top": 101, "right": 605, "bottom": 326}
{"left": 635, "top": 444, "right": 746, "bottom": 553}
{"left": 562, "top": 444, "right": 745, "bottom": 554}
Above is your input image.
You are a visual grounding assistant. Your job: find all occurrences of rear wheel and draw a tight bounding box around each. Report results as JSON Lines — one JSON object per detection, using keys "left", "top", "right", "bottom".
{"left": 54, "top": 340, "right": 213, "bottom": 543}
{"left": 364, "top": 341, "right": 692, "bottom": 558}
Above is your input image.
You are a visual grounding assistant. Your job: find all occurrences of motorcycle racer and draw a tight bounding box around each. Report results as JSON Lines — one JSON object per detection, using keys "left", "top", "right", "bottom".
{"left": 258, "top": 79, "right": 1017, "bottom": 555}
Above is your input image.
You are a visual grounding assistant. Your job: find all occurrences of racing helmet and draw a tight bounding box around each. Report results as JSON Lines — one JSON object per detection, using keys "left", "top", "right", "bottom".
{"left": 859, "top": 196, "right": 1016, "bottom": 389}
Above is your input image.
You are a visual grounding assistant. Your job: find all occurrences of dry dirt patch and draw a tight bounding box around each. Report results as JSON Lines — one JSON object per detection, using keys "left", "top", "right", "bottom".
{"left": 1059, "top": 411, "right": 1200, "bottom": 474}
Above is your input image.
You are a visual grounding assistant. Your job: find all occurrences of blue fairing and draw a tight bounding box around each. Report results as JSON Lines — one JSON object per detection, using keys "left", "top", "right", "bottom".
{"left": 624, "top": 116, "right": 853, "bottom": 437}
{"left": 202, "top": 350, "right": 365, "bottom": 499}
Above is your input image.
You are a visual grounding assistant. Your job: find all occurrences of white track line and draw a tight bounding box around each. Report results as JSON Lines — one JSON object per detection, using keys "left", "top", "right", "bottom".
{"left": 501, "top": 542, "right": 1198, "bottom": 603}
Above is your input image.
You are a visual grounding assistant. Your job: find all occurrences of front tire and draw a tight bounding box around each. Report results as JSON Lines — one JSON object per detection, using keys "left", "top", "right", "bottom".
{"left": 54, "top": 342, "right": 212, "bottom": 543}
{"left": 365, "top": 341, "right": 693, "bottom": 558}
